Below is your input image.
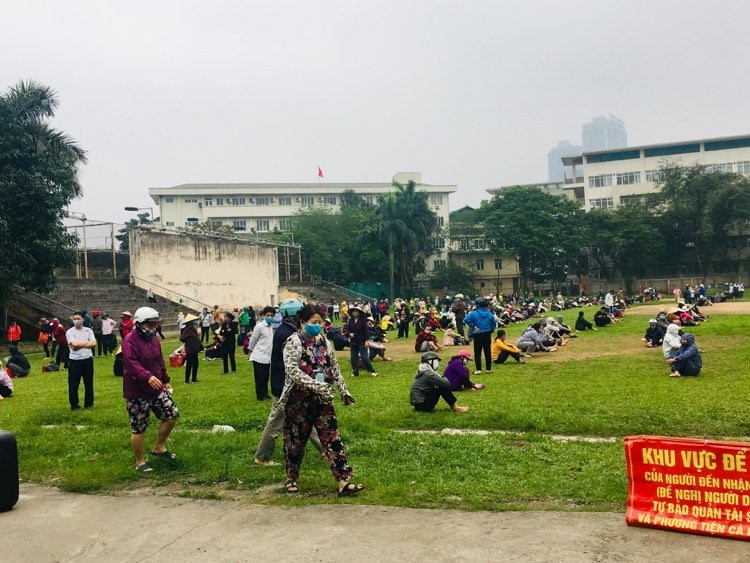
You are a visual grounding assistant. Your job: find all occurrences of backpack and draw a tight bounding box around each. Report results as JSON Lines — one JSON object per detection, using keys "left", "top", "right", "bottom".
{"left": 46, "top": 362, "right": 60, "bottom": 372}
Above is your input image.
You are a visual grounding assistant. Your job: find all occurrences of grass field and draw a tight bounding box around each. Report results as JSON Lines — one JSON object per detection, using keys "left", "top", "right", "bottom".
{"left": 2, "top": 301, "right": 749, "bottom": 511}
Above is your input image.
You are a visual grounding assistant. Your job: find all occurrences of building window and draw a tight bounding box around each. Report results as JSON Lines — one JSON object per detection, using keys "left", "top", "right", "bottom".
{"left": 494, "top": 258, "right": 502, "bottom": 270}
{"left": 365, "top": 195, "right": 375, "bottom": 205}
{"left": 737, "top": 161, "right": 750, "bottom": 175}
{"left": 475, "top": 259, "right": 484, "bottom": 271}
{"left": 184, "top": 198, "right": 198, "bottom": 203}
{"left": 436, "top": 216, "right": 445, "bottom": 227}
{"left": 616, "top": 172, "right": 641, "bottom": 185}
{"left": 255, "top": 196, "right": 270, "bottom": 206}
{"left": 278, "top": 196, "right": 292, "bottom": 206}
{"left": 645, "top": 170, "right": 662, "bottom": 182}
{"left": 185, "top": 218, "right": 198, "bottom": 226}
{"left": 433, "top": 259, "right": 446, "bottom": 270}
{"left": 278, "top": 218, "right": 292, "bottom": 231}
{"left": 430, "top": 194, "right": 443, "bottom": 206}
{"left": 165, "top": 221, "right": 175, "bottom": 227}
{"left": 588, "top": 174, "right": 613, "bottom": 188}
{"left": 164, "top": 197, "right": 174, "bottom": 203}
{"left": 229, "top": 197, "right": 246, "bottom": 206}
{"left": 215, "top": 197, "right": 224, "bottom": 206}
{"left": 233, "top": 220, "right": 247, "bottom": 231}
{"left": 706, "top": 163, "right": 733, "bottom": 173}
{"left": 589, "top": 197, "right": 614, "bottom": 210}
{"left": 203, "top": 197, "right": 213, "bottom": 206}
{"left": 256, "top": 219, "right": 270, "bottom": 232}
{"left": 299, "top": 196, "right": 314, "bottom": 206}
{"left": 472, "top": 239, "right": 484, "bottom": 250}
{"left": 323, "top": 196, "right": 337, "bottom": 205}
{"left": 432, "top": 237, "right": 445, "bottom": 249}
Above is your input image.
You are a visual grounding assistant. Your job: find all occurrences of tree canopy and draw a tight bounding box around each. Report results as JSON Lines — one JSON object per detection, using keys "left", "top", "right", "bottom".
{"left": 0, "top": 81, "right": 86, "bottom": 304}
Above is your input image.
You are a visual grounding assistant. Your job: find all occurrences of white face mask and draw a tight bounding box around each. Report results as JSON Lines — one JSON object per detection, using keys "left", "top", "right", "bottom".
{"left": 428, "top": 359, "right": 440, "bottom": 371}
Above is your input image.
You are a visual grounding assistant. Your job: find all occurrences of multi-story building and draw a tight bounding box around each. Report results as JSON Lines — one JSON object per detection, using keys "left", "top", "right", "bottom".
{"left": 149, "top": 172, "right": 456, "bottom": 271}
{"left": 582, "top": 115, "right": 628, "bottom": 152}
{"left": 560, "top": 134, "right": 750, "bottom": 211}
{"left": 547, "top": 140, "right": 582, "bottom": 182}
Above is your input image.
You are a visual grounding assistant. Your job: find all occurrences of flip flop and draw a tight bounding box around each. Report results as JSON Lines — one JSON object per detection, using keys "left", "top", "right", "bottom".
{"left": 150, "top": 450, "right": 177, "bottom": 460}
{"left": 338, "top": 482, "right": 365, "bottom": 497}
{"left": 285, "top": 480, "right": 299, "bottom": 494}
{"left": 136, "top": 463, "right": 153, "bottom": 473}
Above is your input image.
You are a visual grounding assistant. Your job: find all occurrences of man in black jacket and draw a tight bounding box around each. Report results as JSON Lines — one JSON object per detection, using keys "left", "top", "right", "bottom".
{"left": 253, "top": 307, "right": 323, "bottom": 465}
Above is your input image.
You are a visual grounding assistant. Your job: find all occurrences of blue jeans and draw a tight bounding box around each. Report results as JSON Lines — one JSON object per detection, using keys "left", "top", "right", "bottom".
{"left": 350, "top": 344, "right": 374, "bottom": 375}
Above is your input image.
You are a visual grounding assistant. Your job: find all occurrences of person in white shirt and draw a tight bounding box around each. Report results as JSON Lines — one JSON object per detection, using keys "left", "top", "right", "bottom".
{"left": 66, "top": 311, "right": 97, "bottom": 410}
{"left": 100, "top": 314, "right": 118, "bottom": 355}
{"left": 246, "top": 306, "right": 276, "bottom": 401}
{"left": 177, "top": 312, "right": 185, "bottom": 330}
{"left": 199, "top": 308, "right": 213, "bottom": 343}
{"left": 604, "top": 290, "right": 614, "bottom": 312}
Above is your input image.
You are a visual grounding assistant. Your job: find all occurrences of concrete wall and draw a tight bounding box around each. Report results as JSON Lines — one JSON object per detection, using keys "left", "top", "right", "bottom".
{"left": 129, "top": 230, "right": 279, "bottom": 309}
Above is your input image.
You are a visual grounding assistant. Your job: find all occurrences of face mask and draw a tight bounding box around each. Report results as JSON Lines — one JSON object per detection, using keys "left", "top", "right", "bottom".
{"left": 191, "top": 321, "right": 199, "bottom": 327}
{"left": 351, "top": 312, "right": 359, "bottom": 318}
{"left": 305, "top": 323, "right": 322, "bottom": 337}
{"left": 264, "top": 317, "right": 273, "bottom": 325}
{"left": 461, "top": 358, "right": 468, "bottom": 366}
{"left": 139, "top": 325, "right": 156, "bottom": 338}
{"left": 428, "top": 359, "right": 440, "bottom": 371}
{"left": 74, "top": 320, "right": 83, "bottom": 328}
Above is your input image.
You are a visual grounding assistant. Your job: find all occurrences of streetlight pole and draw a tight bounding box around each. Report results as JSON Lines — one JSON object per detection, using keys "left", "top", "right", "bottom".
{"left": 124, "top": 206, "right": 156, "bottom": 227}
{"left": 66, "top": 211, "right": 88, "bottom": 279}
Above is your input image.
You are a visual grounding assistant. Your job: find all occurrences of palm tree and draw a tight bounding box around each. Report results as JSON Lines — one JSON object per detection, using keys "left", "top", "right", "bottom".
{"left": 378, "top": 193, "right": 414, "bottom": 304}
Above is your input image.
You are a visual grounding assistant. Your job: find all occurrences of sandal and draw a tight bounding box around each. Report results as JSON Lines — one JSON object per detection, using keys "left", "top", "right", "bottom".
{"left": 338, "top": 482, "right": 365, "bottom": 497}
{"left": 136, "top": 463, "right": 153, "bottom": 473}
{"left": 150, "top": 449, "right": 177, "bottom": 460}
{"left": 285, "top": 480, "right": 299, "bottom": 494}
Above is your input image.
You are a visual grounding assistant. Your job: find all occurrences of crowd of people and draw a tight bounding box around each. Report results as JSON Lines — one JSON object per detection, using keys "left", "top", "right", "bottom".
{"left": 641, "top": 303, "right": 706, "bottom": 377}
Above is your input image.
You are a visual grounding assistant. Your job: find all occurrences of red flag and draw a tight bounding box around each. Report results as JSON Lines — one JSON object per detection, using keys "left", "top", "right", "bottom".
{"left": 317, "top": 166, "right": 324, "bottom": 179}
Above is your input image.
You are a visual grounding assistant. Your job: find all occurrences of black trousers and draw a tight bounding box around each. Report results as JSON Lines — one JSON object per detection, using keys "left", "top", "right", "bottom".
{"left": 201, "top": 327, "right": 211, "bottom": 343}
{"left": 494, "top": 350, "right": 522, "bottom": 364}
{"left": 222, "top": 345, "right": 236, "bottom": 373}
{"left": 184, "top": 353, "right": 199, "bottom": 382}
{"left": 252, "top": 361, "right": 271, "bottom": 400}
{"left": 55, "top": 345, "right": 69, "bottom": 368}
{"left": 414, "top": 387, "right": 457, "bottom": 412}
{"left": 68, "top": 357, "right": 94, "bottom": 408}
{"left": 42, "top": 341, "right": 50, "bottom": 358}
{"left": 94, "top": 334, "right": 104, "bottom": 356}
{"left": 456, "top": 319, "right": 465, "bottom": 337}
{"left": 472, "top": 332, "right": 492, "bottom": 371}
{"left": 398, "top": 321, "right": 409, "bottom": 338}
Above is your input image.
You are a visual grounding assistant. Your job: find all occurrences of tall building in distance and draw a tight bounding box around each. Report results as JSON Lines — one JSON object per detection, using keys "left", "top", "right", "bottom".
{"left": 547, "top": 140, "right": 582, "bottom": 181}
{"left": 582, "top": 115, "right": 628, "bottom": 152}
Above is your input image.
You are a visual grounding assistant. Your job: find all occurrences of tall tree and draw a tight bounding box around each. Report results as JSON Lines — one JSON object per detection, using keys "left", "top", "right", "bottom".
{"left": 377, "top": 193, "right": 414, "bottom": 303}
{"left": 480, "top": 186, "right": 582, "bottom": 290}
{"left": 116, "top": 212, "right": 152, "bottom": 251}
{"left": 0, "top": 81, "right": 86, "bottom": 304}
{"left": 655, "top": 164, "right": 750, "bottom": 277}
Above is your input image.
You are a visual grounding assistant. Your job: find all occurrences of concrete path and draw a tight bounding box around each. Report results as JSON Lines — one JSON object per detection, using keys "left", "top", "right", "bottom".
{"left": 3, "top": 484, "right": 749, "bottom": 562}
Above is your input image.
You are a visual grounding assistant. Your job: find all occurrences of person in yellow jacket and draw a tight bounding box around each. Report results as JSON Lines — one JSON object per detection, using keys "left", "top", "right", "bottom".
{"left": 340, "top": 301, "right": 348, "bottom": 323}
{"left": 491, "top": 329, "right": 526, "bottom": 364}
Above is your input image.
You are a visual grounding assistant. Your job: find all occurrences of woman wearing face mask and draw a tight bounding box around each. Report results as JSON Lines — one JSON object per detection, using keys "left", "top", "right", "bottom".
{"left": 123, "top": 307, "right": 179, "bottom": 473}
{"left": 443, "top": 350, "right": 485, "bottom": 391}
{"left": 281, "top": 304, "right": 362, "bottom": 496}
{"left": 409, "top": 351, "right": 470, "bottom": 413}
{"left": 66, "top": 311, "right": 97, "bottom": 410}
{"left": 247, "top": 306, "right": 276, "bottom": 400}
{"left": 180, "top": 314, "right": 203, "bottom": 384}
{"left": 219, "top": 311, "right": 237, "bottom": 375}
{"left": 345, "top": 305, "right": 377, "bottom": 377}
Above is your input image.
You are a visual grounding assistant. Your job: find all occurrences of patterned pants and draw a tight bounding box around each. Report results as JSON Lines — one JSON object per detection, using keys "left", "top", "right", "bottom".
{"left": 283, "top": 387, "right": 353, "bottom": 482}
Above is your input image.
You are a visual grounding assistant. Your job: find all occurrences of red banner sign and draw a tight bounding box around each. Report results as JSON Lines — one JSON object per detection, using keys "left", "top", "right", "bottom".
{"left": 625, "top": 435, "right": 750, "bottom": 541}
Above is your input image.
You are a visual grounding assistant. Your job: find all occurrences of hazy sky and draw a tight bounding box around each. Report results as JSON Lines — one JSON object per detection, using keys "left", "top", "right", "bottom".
{"left": 3, "top": 0, "right": 749, "bottom": 223}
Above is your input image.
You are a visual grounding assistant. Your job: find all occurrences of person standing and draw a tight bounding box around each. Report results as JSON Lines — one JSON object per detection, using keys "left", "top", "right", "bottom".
{"left": 180, "top": 314, "right": 202, "bottom": 384}
{"left": 464, "top": 297, "right": 497, "bottom": 375}
{"left": 254, "top": 302, "right": 324, "bottom": 465}
{"left": 219, "top": 312, "right": 237, "bottom": 374}
{"left": 66, "top": 312, "right": 96, "bottom": 410}
{"left": 101, "top": 314, "right": 117, "bottom": 355}
{"left": 451, "top": 296, "right": 467, "bottom": 337}
{"left": 51, "top": 318, "right": 69, "bottom": 368}
{"left": 120, "top": 312, "right": 134, "bottom": 339}
{"left": 199, "top": 307, "right": 213, "bottom": 343}
{"left": 177, "top": 312, "right": 185, "bottom": 331}
{"left": 246, "top": 306, "right": 275, "bottom": 400}
{"left": 91, "top": 311, "right": 104, "bottom": 357}
{"left": 123, "top": 307, "right": 179, "bottom": 473}
{"left": 38, "top": 318, "right": 52, "bottom": 358}
{"left": 212, "top": 305, "right": 223, "bottom": 333}
{"left": 239, "top": 307, "right": 250, "bottom": 332}
{"left": 6, "top": 319, "right": 21, "bottom": 348}
{"left": 345, "top": 305, "right": 377, "bottom": 377}
{"left": 281, "top": 304, "right": 363, "bottom": 496}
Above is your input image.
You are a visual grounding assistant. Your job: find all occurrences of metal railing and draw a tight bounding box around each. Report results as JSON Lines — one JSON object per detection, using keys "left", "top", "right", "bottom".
{"left": 13, "top": 286, "right": 79, "bottom": 318}
{"left": 129, "top": 275, "right": 211, "bottom": 312}
{"left": 311, "top": 279, "right": 377, "bottom": 303}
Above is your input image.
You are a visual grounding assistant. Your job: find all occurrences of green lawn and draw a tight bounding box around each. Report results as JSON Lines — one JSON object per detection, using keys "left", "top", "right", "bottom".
{"left": 2, "top": 306, "right": 748, "bottom": 511}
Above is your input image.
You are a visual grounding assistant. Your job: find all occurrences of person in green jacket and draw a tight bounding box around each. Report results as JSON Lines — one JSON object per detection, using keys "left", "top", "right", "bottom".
{"left": 239, "top": 307, "right": 250, "bottom": 332}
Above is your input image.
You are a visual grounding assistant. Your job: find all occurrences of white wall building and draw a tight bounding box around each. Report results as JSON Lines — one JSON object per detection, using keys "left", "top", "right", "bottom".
{"left": 150, "top": 172, "right": 455, "bottom": 271}
{"left": 560, "top": 134, "right": 750, "bottom": 211}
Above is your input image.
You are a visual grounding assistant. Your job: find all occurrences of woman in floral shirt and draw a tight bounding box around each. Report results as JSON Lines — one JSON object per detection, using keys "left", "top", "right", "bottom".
{"left": 281, "top": 304, "right": 364, "bottom": 497}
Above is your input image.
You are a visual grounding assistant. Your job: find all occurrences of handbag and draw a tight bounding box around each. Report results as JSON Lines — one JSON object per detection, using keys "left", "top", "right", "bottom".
{"left": 37, "top": 332, "right": 49, "bottom": 344}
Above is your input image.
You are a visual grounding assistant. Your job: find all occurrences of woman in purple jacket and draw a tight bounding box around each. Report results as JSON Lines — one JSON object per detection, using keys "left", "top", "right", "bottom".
{"left": 123, "top": 307, "right": 179, "bottom": 473}
{"left": 442, "top": 350, "right": 485, "bottom": 391}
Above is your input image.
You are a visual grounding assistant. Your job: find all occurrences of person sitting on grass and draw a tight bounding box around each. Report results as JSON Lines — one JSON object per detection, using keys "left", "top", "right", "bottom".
{"left": 666, "top": 333, "right": 702, "bottom": 377}
{"left": 575, "top": 311, "right": 596, "bottom": 331}
{"left": 409, "top": 351, "right": 469, "bottom": 413}
{"left": 0, "top": 361, "right": 13, "bottom": 399}
{"left": 555, "top": 315, "right": 577, "bottom": 338}
{"left": 415, "top": 326, "right": 441, "bottom": 353}
{"left": 542, "top": 318, "right": 568, "bottom": 347}
{"left": 594, "top": 307, "right": 612, "bottom": 327}
{"left": 492, "top": 329, "right": 526, "bottom": 364}
{"left": 443, "top": 350, "right": 485, "bottom": 391}
{"left": 4, "top": 345, "right": 30, "bottom": 377}
{"left": 643, "top": 319, "right": 664, "bottom": 348}
{"left": 662, "top": 323, "right": 681, "bottom": 359}
{"left": 366, "top": 317, "right": 393, "bottom": 363}
{"left": 516, "top": 323, "right": 558, "bottom": 357}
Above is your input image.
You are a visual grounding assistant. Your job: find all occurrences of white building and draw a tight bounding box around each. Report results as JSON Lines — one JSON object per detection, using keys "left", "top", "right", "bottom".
{"left": 149, "top": 172, "right": 456, "bottom": 270}
{"left": 560, "top": 134, "right": 750, "bottom": 211}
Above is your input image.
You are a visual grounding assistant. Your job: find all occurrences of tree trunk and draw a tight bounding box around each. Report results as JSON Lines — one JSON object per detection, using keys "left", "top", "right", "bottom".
{"left": 389, "top": 238, "right": 395, "bottom": 305}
